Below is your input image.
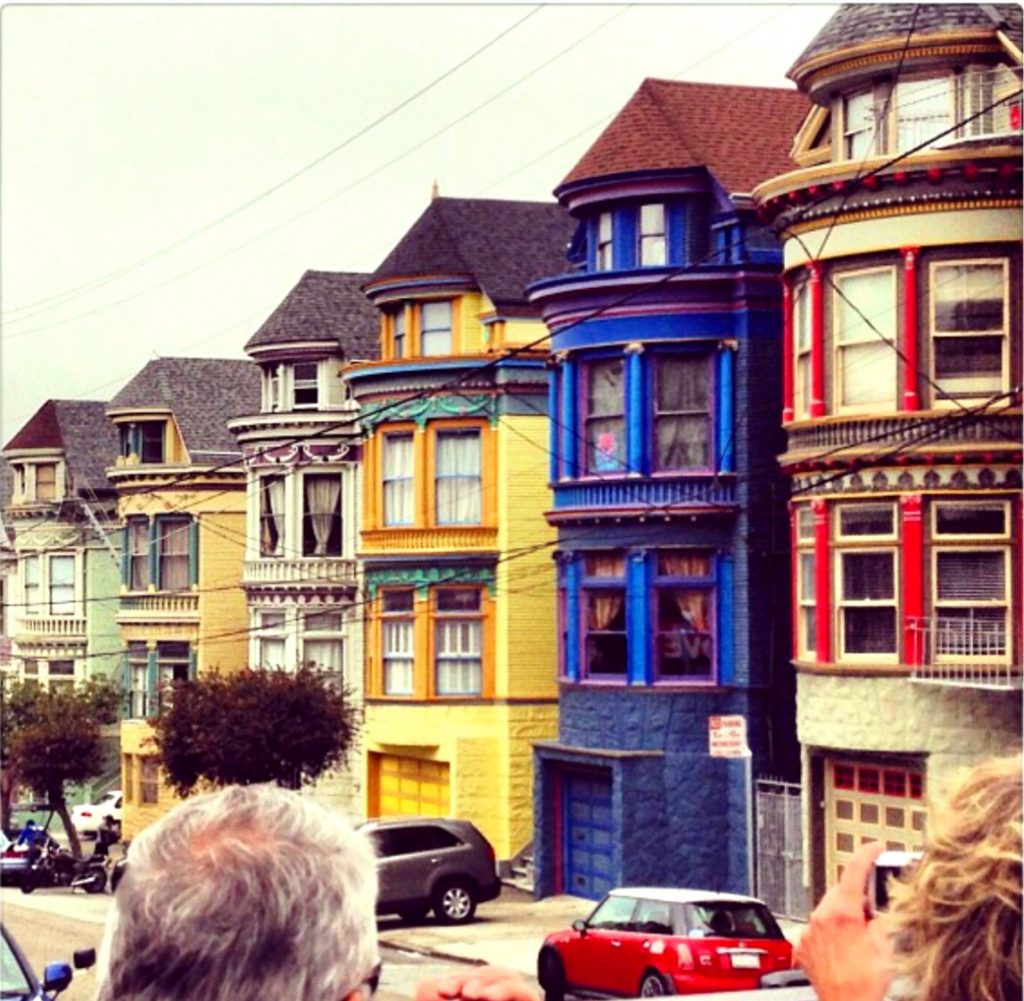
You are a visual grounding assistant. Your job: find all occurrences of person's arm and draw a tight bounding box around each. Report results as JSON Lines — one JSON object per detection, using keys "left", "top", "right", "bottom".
{"left": 794, "top": 840, "right": 894, "bottom": 1001}
{"left": 415, "top": 966, "right": 539, "bottom": 1001}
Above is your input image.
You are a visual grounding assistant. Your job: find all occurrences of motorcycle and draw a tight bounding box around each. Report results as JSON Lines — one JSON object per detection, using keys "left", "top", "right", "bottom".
{"left": 19, "top": 841, "right": 109, "bottom": 894}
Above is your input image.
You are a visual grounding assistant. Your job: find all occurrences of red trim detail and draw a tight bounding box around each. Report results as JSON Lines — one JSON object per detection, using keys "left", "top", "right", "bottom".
{"left": 813, "top": 499, "right": 831, "bottom": 663}
{"left": 782, "top": 278, "right": 794, "bottom": 423}
{"left": 809, "top": 262, "right": 826, "bottom": 418}
{"left": 926, "top": 167, "right": 943, "bottom": 183}
{"left": 901, "top": 246, "right": 921, "bottom": 410}
{"left": 901, "top": 495, "right": 924, "bottom": 666}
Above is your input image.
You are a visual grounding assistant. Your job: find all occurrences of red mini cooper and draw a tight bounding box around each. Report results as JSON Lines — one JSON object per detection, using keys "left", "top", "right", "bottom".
{"left": 537, "top": 887, "right": 794, "bottom": 999}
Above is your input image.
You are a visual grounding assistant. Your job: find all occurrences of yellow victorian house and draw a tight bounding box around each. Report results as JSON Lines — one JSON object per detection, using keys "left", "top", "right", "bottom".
{"left": 107, "top": 357, "right": 260, "bottom": 837}
{"left": 345, "top": 196, "right": 575, "bottom": 868}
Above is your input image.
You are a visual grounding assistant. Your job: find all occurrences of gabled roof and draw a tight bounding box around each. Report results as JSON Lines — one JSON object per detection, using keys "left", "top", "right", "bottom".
{"left": 244, "top": 270, "right": 380, "bottom": 358}
{"left": 367, "top": 197, "right": 575, "bottom": 313}
{"left": 559, "top": 78, "right": 810, "bottom": 197}
{"left": 109, "top": 357, "right": 260, "bottom": 460}
{"left": 2, "top": 399, "right": 118, "bottom": 494}
{"left": 791, "top": 3, "right": 1023, "bottom": 73}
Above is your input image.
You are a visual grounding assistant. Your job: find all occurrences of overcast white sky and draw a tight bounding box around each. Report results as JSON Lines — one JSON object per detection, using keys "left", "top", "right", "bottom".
{"left": 1, "top": 2, "right": 838, "bottom": 439}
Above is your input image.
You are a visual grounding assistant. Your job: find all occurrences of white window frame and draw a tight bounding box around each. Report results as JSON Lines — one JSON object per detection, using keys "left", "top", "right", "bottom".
{"left": 596, "top": 212, "right": 613, "bottom": 271}
{"left": 931, "top": 500, "right": 1010, "bottom": 540}
{"left": 420, "top": 301, "right": 452, "bottom": 356}
{"left": 292, "top": 361, "right": 320, "bottom": 410}
{"left": 381, "top": 590, "right": 415, "bottom": 696}
{"left": 793, "top": 282, "right": 812, "bottom": 419}
{"left": 842, "top": 89, "right": 878, "bottom": 160}
{"left": 257, "top": 610, "right": 289, "bottom": 671}
{"left": 638, "top": 203, "right": 666, "bottom": 266}
{"left": 833, "top": 267, "right": 897, "bottom": 414}
{"left": 931, "top": 546, "right": 1009, "bottom": 663}
{"left": 392, "top": 306, "right": 407, "bottom": 359}
{"left": 434, "top": 588, "right": 483, "bottom": 696}
{"left": 929, "top": 258, "right": 1009, "bottom": 405}
{"left": 834, "top": 502, "right": 898, "bottom": 543}
{"left": 300, "top": 609, "right": 345, "bottom": 678}
{"left": 835, "top": 548, "right": 899, "bottom": 663}
{"left": 48, "top": 554, "right": 76, "bottom": 616}
{"left": 795, "top": 506, "right": 816, "bottom": 660}
{"left": 434, "top": 428, "right": 482, "bottom": 526}
{"left": 23, "top": 554, "right": 41, "bottom": 614}
{"left": 382, "top": 432, "right": 415, "bottom": 527}
{"left": 891, "top": 75, "right": 954, "bottom": 154}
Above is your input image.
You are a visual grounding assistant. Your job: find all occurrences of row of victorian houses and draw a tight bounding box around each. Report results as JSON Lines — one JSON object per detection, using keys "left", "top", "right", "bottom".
{"left": 2, "top": 4, "right": 1021, "bottom": 910}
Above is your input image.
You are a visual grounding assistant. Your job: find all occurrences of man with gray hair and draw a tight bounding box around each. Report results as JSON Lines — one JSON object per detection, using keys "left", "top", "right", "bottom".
{"left": 97, "top": 783, "right": 536, "bottom": 1001}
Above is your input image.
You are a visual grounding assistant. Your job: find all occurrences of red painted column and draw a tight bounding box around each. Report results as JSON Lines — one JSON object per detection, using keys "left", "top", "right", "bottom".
{"left": 901, "top": 494, "right": 925, "bottom": 666}
{"left": 782, "top": 277, "right": 794, "bottom": 423}
{"left": 813, "top": 498, "right": 831, "bottom": 663}
{"left": 902, "top": 246, "right": 921, "bottom": 411}
{"left": 809, "top": 262, "right": 826, "bottom": 418}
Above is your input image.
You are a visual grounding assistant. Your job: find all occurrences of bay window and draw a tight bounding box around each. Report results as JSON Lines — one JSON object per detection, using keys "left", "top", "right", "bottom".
{"left": 381, "top": 590, "right": 415, "bottom": 695}
{"left": 157, "top": 519, "right": 190, "bottom": 591}
{"left": 653, "top": 354, "right": 712, "bottom": 470}
{"left": 23, "top": 555, "right": 40, "bottom": 613}
{"left": 837, "top": 551, "right": 898, "bottom": 658}
{"left": 793, "top": 282, "right": 811, "bottom": 418}
{"left": 49, "top": 555, "right": 75, "bottom": 615}
{"left": 930, "top": 260, "right": 1007, "bottom": 401}
{"left": 843, "top": 90, "right": 877, "bottom": 159}
{"left": 639, "top": 203, "right": 666, "bottom": 266}
{"left": 434, "top": 588, "right": 482, "bottom": 695}
{"left": 893, "top": 77, "right": 952, "bottom": 152}
{"left": 653, "top": 551, "right": 714, "bottom": 680}
{"left": 127, "top": 518, "right": 150, "bottom": 590}
{"left": 47, "top": 660, "right": 74, "bottom": 692}
{"left": 420, "top": 301, "right": 452, "bottom": 356}
{"left": 834, "top": 269, "right": 896, "bottom": 410}
{"left": 260, "top": 476, "right": 286, "bottom": 557}
{"left": 302, "top": 610, "right": 344, "bottom": 676}
{"left": 435, "top": 430, "right": 481, "bottom": 525}
{"left": 157, "top": 642, "right": 190, "bottom": 712}
{"left": 582, "top": 552, "right": 627, "bottom": 678}
{"left": 293, "top": 362, "right": 319, "bottom": 409}
{"left": 584, "top": 359, "right": 626, "bottom": 474}
{"left": 383, "top": 433, "right": 414, "bottom": 526}
{"left": 303, "top": 474, "right": 342, "bottom": 557}
{"left": 127, "top": 642, "right": 149, "bottom": 719}
{"left": 258, "top": 611, "right": 287, "bottom": 670}
{"left": 796, "top": 506, "right": 816, "bottom": 659}
{"left": 596, "top": 212, "right": 613, "bottom": 270}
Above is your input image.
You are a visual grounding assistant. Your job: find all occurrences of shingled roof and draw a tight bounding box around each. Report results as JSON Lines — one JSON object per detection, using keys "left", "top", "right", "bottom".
{"left": 791, "top": 3, "right": 1023, "bottom": 72}
{"left": 559, "top": 78, "right": 810, "bottom": 197}
{"left": 109, "top": 357, "right": 260, "bottom": 460}
{"left": 368, "top": 197, "right": 575, "bottom": 313}
{"left": 3, "top": 399, "right": 118, "bottom": 494}
{"left": 245, "top": 270, "right": 380, "bottom": 359}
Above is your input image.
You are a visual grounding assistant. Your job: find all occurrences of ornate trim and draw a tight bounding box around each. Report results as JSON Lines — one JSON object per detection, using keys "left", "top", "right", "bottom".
{"left": 792, "top": 463, "right": 1022, "bottom": 497}
{"left": 786, "top": 197, "right": 1022, "bottom": 237}
{"left": 244, "top": 441, "right": 355, "bottom": 467}
{"left": 360, "top": 394, "right": 497, "bottom": 432}
{"left": 364, "top": 564, "right": 496, "bottom": 597}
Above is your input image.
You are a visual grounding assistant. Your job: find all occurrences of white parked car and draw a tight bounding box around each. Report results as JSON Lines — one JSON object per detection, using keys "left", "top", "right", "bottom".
{"left": 71, "top": 790, "right": 122, "bottom": 836}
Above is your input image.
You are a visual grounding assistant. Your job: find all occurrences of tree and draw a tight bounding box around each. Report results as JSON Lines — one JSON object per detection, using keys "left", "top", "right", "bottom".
{"left": 0, "top": 677, "right": 120, "bottom": 857}
{"left": 150, "top": 668, "right": 361, "bottom": 797}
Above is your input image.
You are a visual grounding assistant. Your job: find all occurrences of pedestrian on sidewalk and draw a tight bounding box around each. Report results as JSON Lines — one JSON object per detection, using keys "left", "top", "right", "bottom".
{"left": 95, "top": 783, "right": 538, "bottom": 1001}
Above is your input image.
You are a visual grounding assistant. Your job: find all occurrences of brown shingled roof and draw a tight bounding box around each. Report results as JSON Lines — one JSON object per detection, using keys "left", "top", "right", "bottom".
{"left": 559, "top": 78, "right": 810, "bottom": 196}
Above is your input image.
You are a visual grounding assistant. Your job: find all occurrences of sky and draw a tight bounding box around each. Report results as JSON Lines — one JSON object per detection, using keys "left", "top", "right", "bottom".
{"left": 0, "top": 2, "right": 839, "bottom": 440}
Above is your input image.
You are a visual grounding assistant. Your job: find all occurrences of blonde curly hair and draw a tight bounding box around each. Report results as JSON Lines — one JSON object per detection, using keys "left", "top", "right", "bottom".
{"left": 887, "top": 755, "right": 1022, "bottom": 1001}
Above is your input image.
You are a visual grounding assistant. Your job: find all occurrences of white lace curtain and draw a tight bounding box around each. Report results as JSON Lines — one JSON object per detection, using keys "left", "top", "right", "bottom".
{"left": 305, "top": 476, "right": 341, "bottom": 556}
{"left": 260, "top": 477, "right": 285, "bottom": 555}
{"left": 383, "top": 436, "right": 414, "bottom": 525}
{"left": 436, "top": 433, "right": 481, "bottom": 524}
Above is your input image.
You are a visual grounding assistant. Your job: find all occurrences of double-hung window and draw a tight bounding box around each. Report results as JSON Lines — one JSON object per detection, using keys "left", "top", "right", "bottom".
{"left": 793, "top": 282, "right": 812, "bottom": 418}
{"left": 582, "top": 552, "right": 627, "bottom": 679}
{"left": 49, "top": 555, "right": 75, "bottom": 615}
{"left": 930, "top": 260, "right": 1007, "bottom": 402}
{"left": 638, "top": 203, "right": 666, "bottom": 266}
{"left": 23, "top": 555, "right": 40, "bottom": 613}
{"left": 157, "top": 641, "right": 190, "bottom": 712}
{"left": 303, "top": 473, "right": 342, "bottom": 557}
{"left": 139, "top": 423, "right": 164, "bottom": 464}
{"left": 156, "top": 518, "right": 190, "bottom": 591}
{"left": 843, "top": 90, "right": 877, "bottom": 159}
{"left": 381, "top": 590, "right": 415, "bottom": 695}
{"left": 434, "top": 588, "right": 482, "bottom": 696}
{"left": 265, "top": 364, "right": 283, "bottom": 412}
{"left": 435, "top": 430, "right": 481, "bottom": 525}
{"left": 931, "top": 502, "right": 1009, "bottom": 661}
{"left": 584, "top": 359, "right": 626, "bottom": 474}
{"left": 301, "top": 610, "right": 344, "bottom": 677}
{"left": 834, "top": 269, "right": 896, "bottom": 411}
{"left": 795, "top": 506, "right": 817, "bottom": 659}
{"left": 596, "top": 212, "right": 613, "bottom": 270}
{"left": 893, "top": 77, "right": 952, "bottom": 153}
{"left": 127, "top": 518, "right": 150, "bottom": 590}
{"left": 35, "top": 463, "right": 56, "bottom": 501}
{"left": 258, "top": 611, "right": 287, "bottom": 670}
{"left": 420, "top": 302, "right": 452, "bottom": 356}
{"left": 382, "top": 433, "right": 414, "bottom": 526}
{"left": 654, "top": 551, "right": 715, "bottom": 681}
{"left": 127, "top": 642, "right": 149, "bottom": 719}
{"left": 293, "top": 363, "right": 319, "bottom": 409}
{"left": 835, "top": 503, "right": 898, "bottom": 660}
{"left": 260, "top": 476, "right": 286, "bottom": 557}
{"left": 392, "top": 307, "right": 407, "bottom": 359}
{"left": 653, "top": 354, "right": 712, "bottom": 470}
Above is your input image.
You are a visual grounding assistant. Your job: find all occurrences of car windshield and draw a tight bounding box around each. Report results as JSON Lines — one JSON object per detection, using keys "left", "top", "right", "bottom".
{"left": 0, "top": 932, "right": 33, "bottom": 998}
{"left": 687, "top": 902, "right": 783, "bottom": 939}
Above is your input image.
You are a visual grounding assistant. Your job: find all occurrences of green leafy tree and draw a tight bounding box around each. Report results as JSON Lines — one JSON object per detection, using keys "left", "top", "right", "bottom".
{"left": 0, "top": 677, "right": 120, "bottom": 857}
{"left": 151, "top": 668, "right": 361, "bottom": 797}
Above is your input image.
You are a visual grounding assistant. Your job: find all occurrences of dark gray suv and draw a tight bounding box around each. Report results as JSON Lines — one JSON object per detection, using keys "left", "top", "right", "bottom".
{"left": 361, "top": 817, "right": 501, "bottom": 924}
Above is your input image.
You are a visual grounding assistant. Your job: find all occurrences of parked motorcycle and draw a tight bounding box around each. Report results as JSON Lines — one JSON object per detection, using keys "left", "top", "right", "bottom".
{"left": 19, "top": 842, "right": 108, "bottom": 894}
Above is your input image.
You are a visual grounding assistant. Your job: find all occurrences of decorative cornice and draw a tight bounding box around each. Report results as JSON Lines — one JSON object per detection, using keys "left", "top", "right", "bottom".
{"left": 791, "top": 462, "right": 1022, "bottom": 497}
{"left": 360, "top": 393, "right": 497, "bottom": 432}
{"left": 364, "top": 564, "right": 496, "bottom": 597}
{"left": 243, "top": 440, "right": 357, "bottom": 468}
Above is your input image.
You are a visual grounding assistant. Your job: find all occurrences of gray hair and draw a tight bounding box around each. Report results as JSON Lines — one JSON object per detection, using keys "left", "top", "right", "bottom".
{"left": 96, "top": 783, "right": 379, "bottom": 1001}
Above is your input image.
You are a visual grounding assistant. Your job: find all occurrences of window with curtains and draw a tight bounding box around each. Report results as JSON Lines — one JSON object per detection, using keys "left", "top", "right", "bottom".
{"left": 35, "top": 463, "right": 57, "bottom": 501}
{"left": 381, "top": 590, "right": 415, "bottom": 695}
{"left": 302, "top": 474, "right": 342, "bottom": 557}
{"left": 585, "top": 359, "right": 626, "bottom": 474}
{"left": 434, "top": 588, "right": 483, "bottom": 695}
{"left": 293, "top": 362, "right": 319, "bottom": 409}
{"left": 796, "top": 506, "right": 816, "bottom": 659}
{"left": 596, "top": 211, "right": 613, "bottom": 270}
{"left": 260, "top": 476, "right": 286, "bottom": 557}
{"left": 582, "top": 552, "right": 627, "bottom": 678}
{"left": 435, "top": 430, "right": 481, "bottom": 525}
{"left": 383, "top": 433, "right": 414, "bottom": 526}
{"left": 420, "top": 301, "right": 452, "bottom": 356}
{"left": 638, "top": 203, "right": 666, "bottom": 266}
{"left": 157, "top": 642, "right": 190, "bottom": 713}
{"left": 392, "top": 306, "right": 407, "bottom": 359}
{"left": 258, "top": 611, "right": 287, "bottom": 670}
{"left": 127, "top": 642, "right": 149, "bottom": 719}
{"left": 156, "top": 518, "right": 190, "bottom": 591}
{"left": 653, "top": 551, "right": 715, "bottom": 680}
{"left": 653, "top": 354, "right": 712, "bottom": 470}
{"left": 23, "top": 555, "right": 40, "bottom": 613}
{"left": 930, "top": 260, "right": 1008, "bottom": 401}
{"left": 793, "top": 281, "right": 812, "bottom": 418}
{"left": 301, "top": 610, "right": 344, "bottom": 679}
{"left": 127, "top": 518, "right": 150, "bottom": 590}
{"left": 834, "top": 269, "right": 896, "bottom": 411}
{"left": 48, "top": 555, "right": 75, "bottom": 615}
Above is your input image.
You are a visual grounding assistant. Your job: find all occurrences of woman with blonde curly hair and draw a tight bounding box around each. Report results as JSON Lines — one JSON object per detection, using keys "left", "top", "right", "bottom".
{"left": 796, "top": 754, "right": 1022, "bottom": 1001}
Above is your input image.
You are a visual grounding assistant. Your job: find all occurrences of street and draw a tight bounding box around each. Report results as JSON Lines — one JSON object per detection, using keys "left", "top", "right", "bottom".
{"left": 0, "top": 887, "right": 512, "bottom": 1001}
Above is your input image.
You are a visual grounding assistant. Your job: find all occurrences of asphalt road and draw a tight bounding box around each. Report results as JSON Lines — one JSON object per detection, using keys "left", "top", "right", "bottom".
{"left": 1, "top": 887, "right": 479, "bottom": 1001}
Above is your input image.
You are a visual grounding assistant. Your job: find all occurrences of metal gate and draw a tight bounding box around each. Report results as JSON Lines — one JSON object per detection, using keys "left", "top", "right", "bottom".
{"left": 755, "top": 778, "right": 808, "bottom": 919}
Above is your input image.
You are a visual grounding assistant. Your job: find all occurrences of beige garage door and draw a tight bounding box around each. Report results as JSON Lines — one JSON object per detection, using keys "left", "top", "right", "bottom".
{"left": 374, "top": 754, "right": 450, "bottom": 816}
{"left": 825, "top": 759, "right": 927, "bottom": 887}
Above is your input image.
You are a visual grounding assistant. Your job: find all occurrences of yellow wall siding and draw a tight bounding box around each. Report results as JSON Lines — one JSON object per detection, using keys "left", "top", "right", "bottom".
{"left": 458, "top": 292, "right": 490, "bottom": 354}
{"left": 502, "top": 317, "right": 551, "bottom": 349}
{"left": 119, "top": 722, "right": 182, "bottom": 840}
{"left": 196, "top": 508, "right": 249, "bottom": 673}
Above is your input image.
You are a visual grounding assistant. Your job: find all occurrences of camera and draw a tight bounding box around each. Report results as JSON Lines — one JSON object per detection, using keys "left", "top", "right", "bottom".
{"left": 868, "top": 849, "right": 922, "bottom": 915}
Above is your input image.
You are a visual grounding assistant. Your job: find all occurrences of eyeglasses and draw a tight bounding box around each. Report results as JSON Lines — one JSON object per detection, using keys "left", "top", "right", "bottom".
{"left": 362, "top": 960, "right": 383, "bottom": 999}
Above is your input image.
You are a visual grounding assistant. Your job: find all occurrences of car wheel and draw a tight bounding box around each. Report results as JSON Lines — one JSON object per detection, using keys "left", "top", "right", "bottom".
{"left": 432, "top": 879, "right": 477, "bottom": 924}
{"left": 397, "top": 905, "right": 430, "bottom": 923}
{"left": 19, "top": 872, "right": 36, "bottom": 895}
{"left": 537, "top": 949, "right": 565, "bottom": 1001}
{"left": 639, "top": 972, "right": 670, "bottom": 997}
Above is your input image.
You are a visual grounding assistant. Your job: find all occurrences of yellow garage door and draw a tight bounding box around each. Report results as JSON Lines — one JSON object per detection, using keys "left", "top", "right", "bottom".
{"left": 825, "top": 759, "right": 927, "bottom": 887}
{"left": 375, "top": 754, "right": 450, "bottom": 816}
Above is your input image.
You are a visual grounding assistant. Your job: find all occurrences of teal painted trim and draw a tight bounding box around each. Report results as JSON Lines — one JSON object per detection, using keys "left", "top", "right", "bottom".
{"left": 716, "top": 552, "right": 734, "bottom": 685}
{"left": 564, "top": 556, "right": 581, "bottom": 682}
{"left": 360, "top": 393, "right": 496, "bottom": 432}
{"left": 147, "top": 519, "right": 158, "bottom": 589}
{"left": 716, "top": 349, "right": 735, "bottom": 474}
{"left": 188, "top": 648, "right": 197, "bottom": 682}
{"left": 365, "top": 564, "right": 496, "bottom": 597}
{"left": 188, "top": 520, "right": 199, "bottom": 587}
{"left": 626, "top": 550, "right": 648, "bottom": 685}
{"left": 146, "top": 648, "right": 159, "bottom": 719}
{"left": 626, "top": 350, "right": 645, "bottom": 475}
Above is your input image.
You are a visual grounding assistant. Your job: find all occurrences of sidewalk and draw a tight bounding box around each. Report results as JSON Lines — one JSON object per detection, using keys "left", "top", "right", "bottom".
{"left": 377, "top": 885, "right": 807, "bottom": 977}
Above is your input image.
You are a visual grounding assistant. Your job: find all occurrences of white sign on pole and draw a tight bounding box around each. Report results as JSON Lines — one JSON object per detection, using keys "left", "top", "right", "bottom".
{"left": 708, "top": 714, "right": 748, "bottom": 758}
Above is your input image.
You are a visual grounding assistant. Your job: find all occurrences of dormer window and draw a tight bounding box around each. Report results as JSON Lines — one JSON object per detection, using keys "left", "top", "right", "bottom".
{"left": 139, "top": 423, "right": 164, "bottom": 463}
{"left": 34, "top": 463, "right": 56, "bottom": 501}
{"left": 596, "top": 212, "right": 613, "bottom": 270}
{"left": 293, "top": 363, "right": 319, "bottom": 409}
{"left": 639, "top": 204, "right": 666, "bottom": 266}
{"left": 420, "top": 301, "right": 452, "bottom": 356}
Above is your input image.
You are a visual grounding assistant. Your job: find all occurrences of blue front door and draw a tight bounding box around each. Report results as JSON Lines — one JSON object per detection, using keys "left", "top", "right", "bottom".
{"left": 564, "top": 772, "right": 615, "bottom": 899}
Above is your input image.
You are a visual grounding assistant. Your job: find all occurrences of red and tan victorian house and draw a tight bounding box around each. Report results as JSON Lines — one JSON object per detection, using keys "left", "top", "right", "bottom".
{"left": 754, "top": 2, "right": 1022, "bottom": 899}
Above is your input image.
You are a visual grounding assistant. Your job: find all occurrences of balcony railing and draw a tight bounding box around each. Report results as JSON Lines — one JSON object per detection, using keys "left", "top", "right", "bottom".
{"left": 118, "top": 593, "right": 200, "bottom": 618}
{"left": 18, "top": 616, "right": 87, "bottom": 637}
{"left": 552, "top": 477, "right": 736, "bottom": 513}
{"left": 360, "top": 526, "right": 498, "bottom": 552}
{"left": 243, "top": 557, "right": 358, "bottom": 587}
{"left": 907, "top": 615, "right": 1020, "bottom": 690}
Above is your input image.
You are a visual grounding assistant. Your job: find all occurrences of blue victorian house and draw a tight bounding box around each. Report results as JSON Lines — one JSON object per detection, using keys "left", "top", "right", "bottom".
{"left": 527, "top": 78, "right": 809, "bottom": 898}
